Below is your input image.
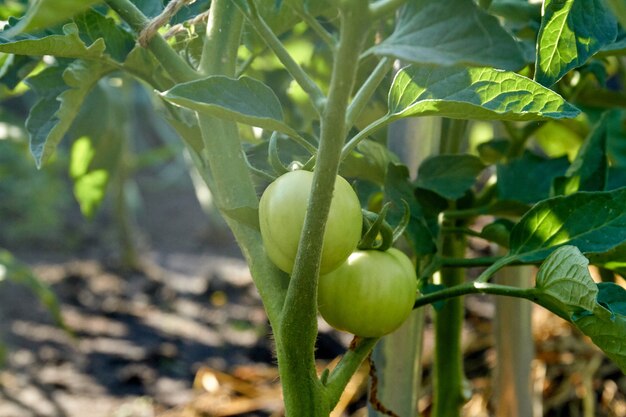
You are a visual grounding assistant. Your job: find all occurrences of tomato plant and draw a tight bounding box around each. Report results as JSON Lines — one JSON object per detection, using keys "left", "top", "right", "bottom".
{"left": 318, "top": 248, "right": 417, "bottom": 337}
{"left": 259, "top": 170, "right": 362, "bottom": 274}
{"left": 3, "top": 0, "right": 626, "bottom": 416}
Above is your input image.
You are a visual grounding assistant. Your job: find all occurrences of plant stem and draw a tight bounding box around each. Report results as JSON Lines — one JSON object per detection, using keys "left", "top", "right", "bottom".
{"left": 277, "top": 2, "right": 371, "bottom": 415}
{"left": 432, "top": 229, "right": 466, "bottom": 417}
{"left": 370, "top": 0, "right": 408, "bottom": 19}
{"left": 345, "top": 57, "right": 393, "bottom": 129}
{"left": 325, "top": 337, "right": 379, "bottom": 407}
{"left": 105, "top": 0, "right": 198, "bottom": 82}
{"left": 295, "top": 9, "right": 336, "bottom": 51}
{"left": 237, "top": 0, "right": 327, "bottom": 113}
{"left": 413, "top": 281, "right": 533, "bottom": 310}
{"left": 340, "top": 116, "right": 390, "bottom": 159}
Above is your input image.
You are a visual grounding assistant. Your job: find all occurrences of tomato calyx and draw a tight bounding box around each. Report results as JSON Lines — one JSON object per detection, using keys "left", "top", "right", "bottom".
{"left": 358, "top": 200, "right": 410, "bottom": 251}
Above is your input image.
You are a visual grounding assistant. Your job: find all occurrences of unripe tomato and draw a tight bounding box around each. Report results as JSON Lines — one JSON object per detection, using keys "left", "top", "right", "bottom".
{"left": 318, "top": 248, "right": 417, "bottom": 337}
{"left": 259, "top": 170, "right": 362, "bottom": 274}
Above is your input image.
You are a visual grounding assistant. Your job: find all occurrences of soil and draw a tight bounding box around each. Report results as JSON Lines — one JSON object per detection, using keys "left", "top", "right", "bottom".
{"left": 0, "top": 178, "right": 624, "bottom": 417}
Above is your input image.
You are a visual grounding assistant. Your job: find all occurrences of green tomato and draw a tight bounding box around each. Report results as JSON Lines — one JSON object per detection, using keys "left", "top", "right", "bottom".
{"left": 318, "top": 248, "right": 417, "bottom": 337}
{"left": 259, "top": 170, "right": 362, "bottom": 274}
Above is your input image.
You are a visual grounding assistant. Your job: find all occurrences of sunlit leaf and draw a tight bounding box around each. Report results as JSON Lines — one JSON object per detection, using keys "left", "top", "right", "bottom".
{"left": 0, "top": 23, "right": 106, "bottom": 59}
{"left": 387, "top": 66, "right": 580, "bottom": 123}
{"left": 535, "top": 0, "right": 618, "bottom": 86}
{"left": 2, "top": 0, "right": 102, "bottom": 37}
{"left": 371, "top": 0, "right": 525, "bottom": 69}
{"left": 509, "top": 188, "right": 626, "bottom": 262}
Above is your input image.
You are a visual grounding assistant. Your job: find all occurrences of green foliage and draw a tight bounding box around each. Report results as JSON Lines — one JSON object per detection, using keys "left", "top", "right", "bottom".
{"left": 532, "top": 246, "right": 626, "bottom": 372}
{"left": 509, "top": 188, "right": 626, "bottom": 262}
{"left": 163, "top": 75, "right": 303, "bottom": 139}
{"left": 2, "top": 0, "right": 103, "bottom": 37}
{"left": 497, "top": 151, "right": 570, "bottom": 203}
{"left": 386, "top": 65, "right": 580, "bottom": 123}
{"left": 415, "top": 154, "right": 485, "bottom": 200}
{"left": 535, "top": 0, "right": 618, "bottom": 86}
{"left": 370, "top": 0, "right": 525, "bottom": 69}
{"left": 3, "top": 0, "right": 626, "bottom": 413}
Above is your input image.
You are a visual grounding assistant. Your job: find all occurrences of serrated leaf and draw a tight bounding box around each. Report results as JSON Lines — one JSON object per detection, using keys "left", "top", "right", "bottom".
{"left": 2, "top": 0, "right": 103, "bottom": 37}
{"left": 162, "top": 76, "right": 300, "bottom": 137}
{"left": 384, "top": 163, "right": 437, "bottom": 256}
{"left": 497, "top": 151, "right": 570, "bottom": 203}
{"left": 0, "top": 23, "right": 106, "bottom": 59}
{"left": 534, "top": 245, "right": 598, "bottom": 318}
{"left": 415, "top": 154, "right": 485, "bottom": 200}
{"left": 73, "top": 9, "right": 135, "bottom": 62}
{"left": 387, "top": 66, "right": 580, "bottom": 123}
{"left": 370, "top": 0, "right": 525, "bottom": 70}
{"left": 26, "top": 59, "right": 114, "bottom": 167}
{"left": 535, "top": 0, "right": 618, "bottom": 86}
{"left": 509, "top": 187, "right": 626, "bottom": 262}
{"left": 573, "top": 307, "right": 626, "bottom": 373}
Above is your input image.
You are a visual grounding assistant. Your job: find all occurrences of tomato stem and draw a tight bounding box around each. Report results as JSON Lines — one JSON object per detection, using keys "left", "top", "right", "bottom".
{"left": 105, "top": 0, "right": 198, "bottom": 82}
{"left": 235, "top": 0, "right": 327, "bottom": 114}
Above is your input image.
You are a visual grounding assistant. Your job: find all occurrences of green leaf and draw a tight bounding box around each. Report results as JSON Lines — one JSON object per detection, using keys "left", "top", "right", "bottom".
{"left": 73, "top": 9, "right": 135, "bottom": 63}
{"left": 0, "top": 23, "right": 106, "bottom": 59}
{"left": 509, "top": 187, "right": 626, "bottom": 262}
{"left": 340, "top": 139, "right": 399, "bottom": 186}
{"left": 554, "top": 112, "right": 609, "bottom": 194}
{"left": 535, "top": 0, "right": 618, "bottom": 86}
{"left": 573, "top": 306, "right": 626, "bottom": 373}
{"left": 370, "top": 0, "right": 525, "bottom": 70}
{"left": 387, "top": 65, "right": 580, "bottom": 123}
{"left": 534, "top": 245, "right": 598, "bottom": 319}
{"left": 26, "top": 59, "right": 114, "bottom": 167}
{"left": 162, "top": 76, "right": 300, "bottom": 138}
{"left": 415, "top": 154, "right": 485, "bottom": 200}
{"left": 597, "top": 282, "right": 626, "bottom": 316}
{"left": 2, "top": 0, "right": 103, "bottom": 37}
{"left": 384, "top": 163, "right": 437, "bottom": 256}
{"left": 497, "top": 151, "right": 570, "bottom": 204}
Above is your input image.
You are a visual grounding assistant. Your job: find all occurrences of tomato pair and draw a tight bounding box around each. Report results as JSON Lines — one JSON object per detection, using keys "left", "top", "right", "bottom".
{"left": 259, "top": 170, "right": 417, "bottom": 337}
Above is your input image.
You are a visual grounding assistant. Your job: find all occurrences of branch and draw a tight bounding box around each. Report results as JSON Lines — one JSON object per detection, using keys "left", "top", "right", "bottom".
{"left": 234, "top": 0, "right": 327, "bottom": 114}
{"left": 325, "top": 337, "right": 379, "bottom": 408}
{"left": 105, "top": 0, "right": 198, "bottom": 83}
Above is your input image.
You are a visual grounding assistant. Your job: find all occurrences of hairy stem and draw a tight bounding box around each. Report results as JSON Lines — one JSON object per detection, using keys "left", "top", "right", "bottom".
{"left": 105, "top": 0, "right": 198, "bottom": 82}
{"left": 325, "top": 337, "right": 379, "bottom": 408}
{"left": 277, "top": 1, "right": 371, "bottom": 415}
